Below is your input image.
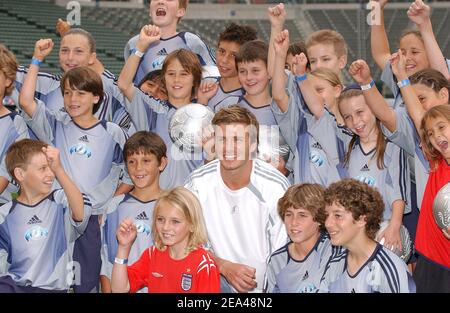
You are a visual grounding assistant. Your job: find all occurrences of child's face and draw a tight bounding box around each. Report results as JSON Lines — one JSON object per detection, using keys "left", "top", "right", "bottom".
{"left": 18, "top": 152, "right": 55, "bottom": 196}
{"left": 339, "top": 95, "right": 377, "bottom": 140}
{"left": 215, "top": 122, "right": 256, "bottom": 172}
{"left": 399, "top": 34, "right": 430, "bottom": 76}
{"left": 237, "top": 59, "right": 270, "bottom": 96}
{"left": 425, "top": 116, "right": 450, "bottom": 161}
{"left": 284, "top": 207, "right": 320, "bottom": 245}
{"left": 285, "top": 53, "right": 295, "bottom": 72}
{"left": 140, "top": 79, "right": 167, "bottom": 100}
{"left": 310, "top": 75, "right": 341, "bottom": 112}
{"left": 412, "top": 83, "right": 448, "bottom": 111}
{"left": 150, "top": 0, "right": 185, "bottom": 28}
{"left": 155, "top": 201, "right": 192, "bottom": 252}
{"left": 59, "top": 34, "right": 96, "bottom": 73}
{"left": 325, "top": 202, "right": 363, "bottom": 247}
{"left": 0, "top": 70, "right": 12, "bottom": 99}
{"left": 307, "top": 43, "right": 346, "bottom": 75}
{"left": 164, "top": 58, "right": 194, "bottom": 102}
{"left": 63, "top": 81, "right": 99, "bottom": 119}
{"left": 216, "top": 40, "right": 240, "bottom": 79}
{"left": 126, "top": 152, "right": 165, "bottom": 189}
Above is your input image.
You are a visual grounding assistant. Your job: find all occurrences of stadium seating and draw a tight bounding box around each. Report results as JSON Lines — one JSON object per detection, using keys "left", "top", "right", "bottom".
{"left": 1, "top": 0, "right": 450, "bottom": 91}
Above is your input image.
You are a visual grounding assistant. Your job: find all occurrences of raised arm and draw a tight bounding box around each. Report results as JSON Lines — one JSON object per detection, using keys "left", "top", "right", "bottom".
{"left": 349, "top": 59, "right": 397, "bottom": 132}
{"left": 117, "top": 25, "right": 161, "bottom": 101}
{"left": 267, "top": 3, "right": 286, "bottom": 78}
{"left": 292, "top": 51, "right": 325, "bottom": 119}
{"left": 43, "top": 145, "right": 84, "bottom": 221}
{"left": 18, "top": 39, "right": 54, "bottom": 117}
{"left": 370, "top": 0, "right": 392, "bottom": 70}
{"left": 390, "top": 50, "right": 425, "bottom": 133}
{"left": 111, "top": 219, "right": 136, "bottom": 293}
{"left": 407, "top": 0, "right": 450, "bottom": 79}
{"left": 272, "top": 30, "right": 291, "bottom": 112}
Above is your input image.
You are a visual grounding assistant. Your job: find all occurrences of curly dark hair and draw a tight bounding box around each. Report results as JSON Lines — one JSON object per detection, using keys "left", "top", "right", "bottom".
{"left": 324, "top": 178, "right": 384, "bottom": 239}
{"left": 218, "top": 23, "right": 258, "bottom": 46}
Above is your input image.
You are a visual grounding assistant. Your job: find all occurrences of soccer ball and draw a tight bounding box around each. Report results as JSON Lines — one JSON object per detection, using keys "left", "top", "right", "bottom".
{"left": 168, "top": 103, "right": 214, "bottom": 153}
{"left": 377, "top": 221, "right": 413, "bottom": 263}
{"left": 257, "top": 125, "right": 290, "bottom": 162}
{"left": 432, "top": 182, "right": 450, "bottom": 229}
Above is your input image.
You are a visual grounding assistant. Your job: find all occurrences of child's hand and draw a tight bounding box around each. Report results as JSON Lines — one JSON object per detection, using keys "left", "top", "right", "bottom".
{"left": 42, "top": 145, "right": 62, "bottom": 173}
{"left": 390, "top": 49, "right": 408, "bottom": 80}
{"left": 116, "top": 218, "right": 137, "bottom": 248}
{"left": 349, "top": 60, "right": 373, "bottom": 85}
{"left": 292, "top": 52, "right": 308, "bottom": 76}
{"left": 267, "top": 3, "right": 286, "bottom": 29}
{"left": 33, "top": 39, "right": 54, "bottom": 62}
{"left": 220, "top": 261, "right": 257, "bottom": 293}
{"left": 273, "top": 29, "right": 290, "bottom": 57}
{"left": 136, "top": 24, "right": 161, "bottom": 51}
{"left": 56, "top": 18, "right": 71, "bottom": 37}
{"left": 407, "top": 0, "right": 430, "bottom": 26}
{"left": 442, "top": 227, "right": 450, "bottom": 240}
{"left": 197, "top": 81, "right": 219, "bottom": 104}
{"left": 377, "top": 223, "right": 402, "bottom": 253}
{"left": 201, "top": 124, "right": 215, "bottom": 161}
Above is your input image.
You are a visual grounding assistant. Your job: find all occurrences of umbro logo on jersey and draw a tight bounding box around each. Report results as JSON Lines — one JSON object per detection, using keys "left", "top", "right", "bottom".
{"left": 27, "top": 215, "right": 42, "bottom": 225}
{"left": 78, "top": 135, "right": 89, "bottom": 143}
{"left": 360, "top": 164, "right": 370, "bottom": 172}
{"left": 302, "top": 271, "right": 309, "bottom": 281}
{"left": 135, "top": 211, "right": 149, "bottom": 221}
{"left": 157, "top": 48, "right": 168, "bottom": 56}
{"left": 312, "top": 142, "right": 323, "bottom": 150}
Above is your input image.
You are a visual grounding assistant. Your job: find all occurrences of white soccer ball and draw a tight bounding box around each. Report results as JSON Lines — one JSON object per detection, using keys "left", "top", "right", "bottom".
{"left": 168, "top": 103, "right": 214, "bottom": 153}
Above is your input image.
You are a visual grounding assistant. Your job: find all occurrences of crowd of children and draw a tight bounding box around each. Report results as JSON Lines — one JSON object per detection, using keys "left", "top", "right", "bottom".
{"left": 0, "top": 0, "right": 448, "bottom": 293}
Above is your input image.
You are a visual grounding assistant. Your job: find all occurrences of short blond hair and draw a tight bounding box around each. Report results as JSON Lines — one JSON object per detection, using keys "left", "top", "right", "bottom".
{"left": 152, "top": 187, "right": 207, "bottom": 254}
{"left": 0, "top": 44, "right": 18, "bottom": 96}
{"left": 309, "top": 67, "right": 343, "bottom": 88}
{"left": 306, "top": 29, "right": 348, "bottom": 58}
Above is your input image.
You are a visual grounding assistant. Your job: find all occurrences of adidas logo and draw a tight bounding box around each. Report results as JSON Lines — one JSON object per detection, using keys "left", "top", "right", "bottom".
{"left": 312, "top": 142, "right": 323, "bottom": 150}
{"left": 302, "top": 271, "right": 309, "bottom": 281}
{"left": 351, "top": 288, "right": 356, "bottom": 293}
{"left": 78, "top": 135, "right": 89, "bottom": 143}
{"left": 157, "top": 48, "right": 168, "bottom": 56}
{"left": 136, "top": 211, "right": 149, "bottom": 221}
{"left": 360, "top": 164, "right": 370, "bottom": 172}
{"left": 27, "top": 215, "right": 42, "bottom": 225}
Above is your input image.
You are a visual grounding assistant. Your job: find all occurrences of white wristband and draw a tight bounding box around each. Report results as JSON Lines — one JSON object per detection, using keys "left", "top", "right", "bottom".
{"left": 114, "top": 257, "right": 128, "bottom": 265}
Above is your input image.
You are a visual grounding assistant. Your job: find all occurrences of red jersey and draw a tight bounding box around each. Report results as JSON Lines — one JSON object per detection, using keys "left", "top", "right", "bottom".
{"left": 415, "top": 158, "right": 450, "bottom": 268}
{"left": 127, "top": 246, "right": 220, "bottom": 293}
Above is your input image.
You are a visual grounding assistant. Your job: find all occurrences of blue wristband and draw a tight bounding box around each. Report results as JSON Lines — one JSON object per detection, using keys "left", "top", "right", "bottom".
{"left": 397, "top": 78, "right": 410, "bottom": 88}
{"left": 31, "top": 57, "right": 43, "bottom": 66}
{"left": 360, "top": 80, "right": 375, "bottom": 91}
{"left": 295, "top": 74, "right": 307, "bottom": 82}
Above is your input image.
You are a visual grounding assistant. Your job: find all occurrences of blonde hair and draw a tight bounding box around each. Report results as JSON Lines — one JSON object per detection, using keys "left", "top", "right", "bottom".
{"left": 306, "top": 29, "right": 348, "bottom": 58}
{"left": 420, "top": 104, "right": 450, "bottom": 170}
{"left": 309, "top": 67, "right": 343, "bottom": 88}
{"left": 152, "top": 187, "right": 207, "bottom": 254}
{"left": 0, "top": 44, "right": 18, "bottom": 96}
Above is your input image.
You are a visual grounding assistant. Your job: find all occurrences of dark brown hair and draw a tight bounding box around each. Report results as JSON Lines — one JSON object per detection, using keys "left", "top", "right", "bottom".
{"left": 123, "top": 131, "right": 167, "bottom": 164}
{"left": 60, "top": 67, "right": 104, "bottom": 114}
{"left": 324, "top": 178, "right": 384, "bottom": 239}
{"left": 235, "top": 40, "right": 268, "bottom": 68}
{"left": 218, "top": 23, "right": 258, "bottom": 46}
